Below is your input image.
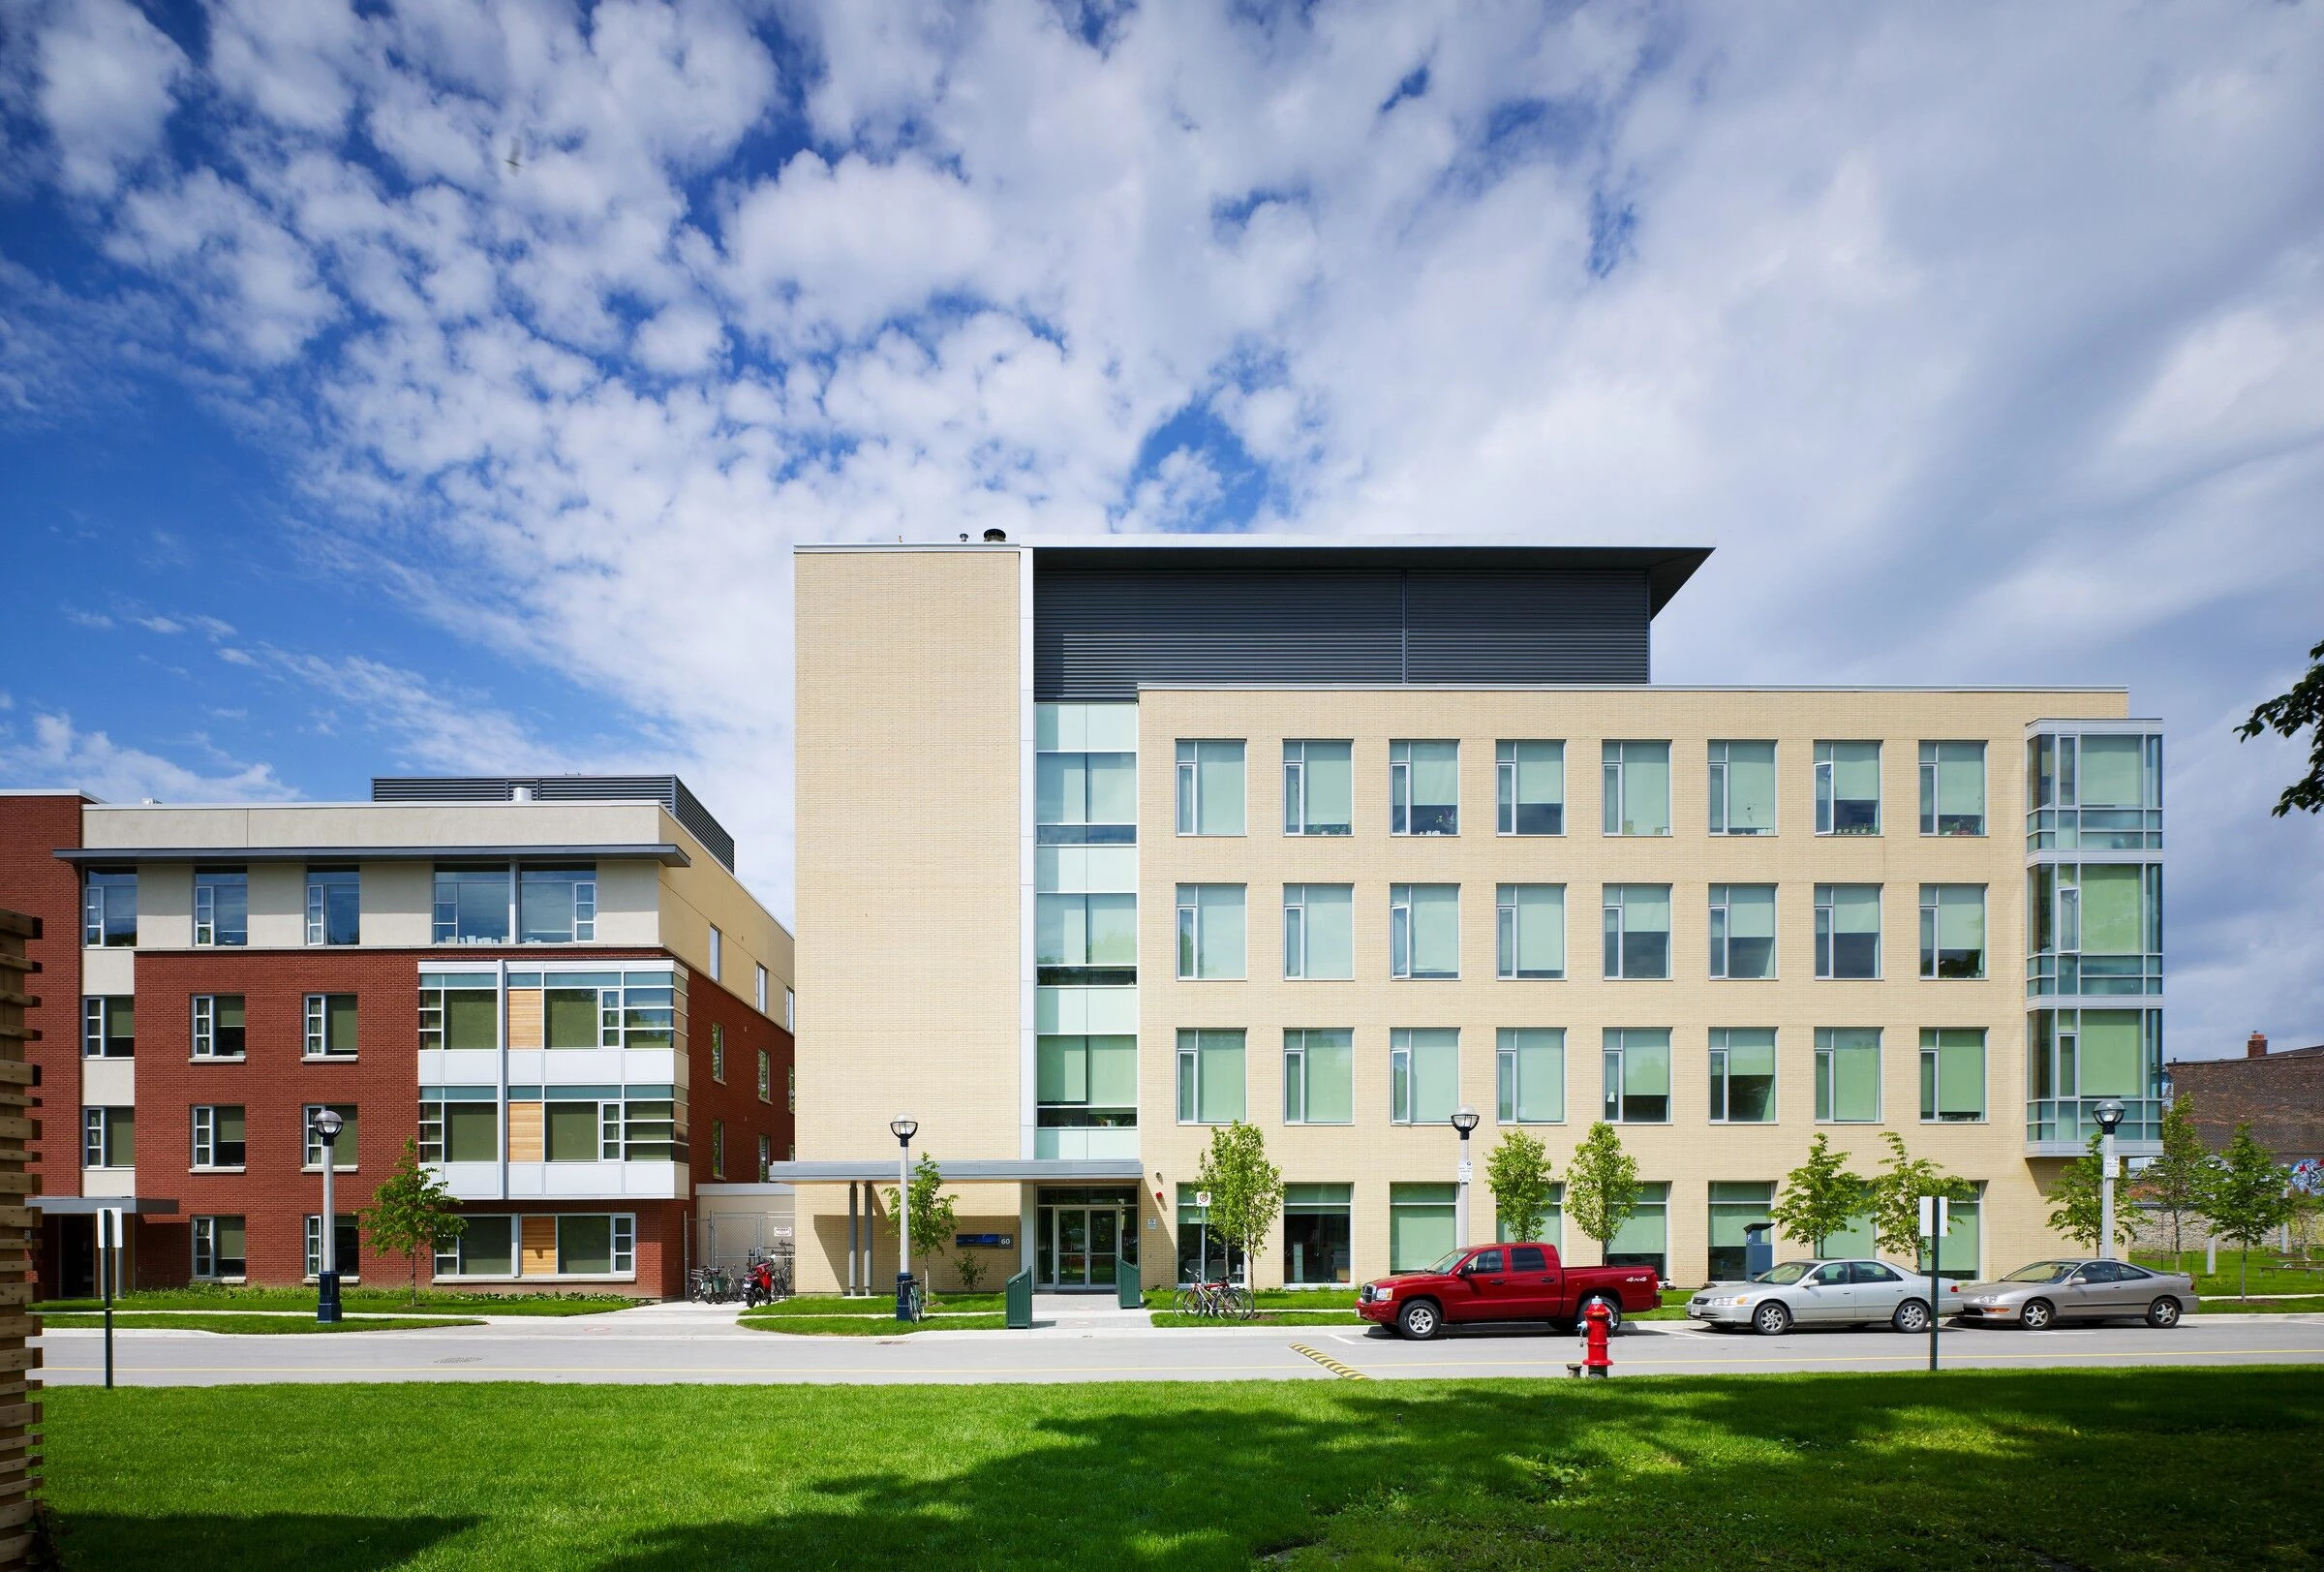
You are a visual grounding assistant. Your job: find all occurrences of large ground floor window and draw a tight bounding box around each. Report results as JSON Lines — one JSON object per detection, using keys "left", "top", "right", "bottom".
{"left": 1914, "top": 1188, "right": 1983, "bottom": 1280}
{"left": 303, "top": 1214, "right": 361, "bottom": 1279}
{"left": 434, "top": 1213, "right": 635, "bottom": 1279}
{"left": 1282, "top": 1184, "right": 1352, "bottom": 1284}
{"left": 1707, "top": 1183, "right": 1774, "bottom": 1281}
{"left": 1605, "top": 1183, "right": 1671, "bottom": 1277}
{"left": 1494, "top": 1183, "right": 1563, "bottom": 1248}
{"left": 1177, "top": 1185, "right": 1245, "bottom": 1284}
{"left": 1389, "top": 1183, "right": 1456, "bottom": 1272}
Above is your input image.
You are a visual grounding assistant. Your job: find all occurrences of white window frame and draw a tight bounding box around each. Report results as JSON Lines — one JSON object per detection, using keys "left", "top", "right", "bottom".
{"left": 783, "top": 987, "right": 796, "bottom": 1033}
{"left": 711, "top": 1021, "right": 726, "bottom": 1082}
{"left": 305, "top": 867, "right": 360, "bottom": 945}
{"left": 1707, "top": 740, "right": 1777, "bottom": 836}
{"left": 1177, "top": 884, "right": 1247, "bottom": 980}
{"left": 1601, "top": 884, "right": 1672, "bottom": 980}
{"left": 1920, "top": 1028, "right": 1988, "bottom": 1124}
{"left": 191, "top": 1103, "right": 245, "bottom": 1169}
{"left": 192, "top": 1215, "right": 245, "bottom": 1279}
{"left": 304, "top": 1214, "right": 361, "bottom": 1281}
{"left": 1282, "top": 739, "right": 1353, "bottom": 837}
{"left": 1600, "top": 1028, "right": 1673, "bottom": 1124}
{"left": 82, "top": 1106, "right": 130, "bottom": 1168}
{"left": 1918, "top": 740, "right": 1987, "bottom": 836}
{"left": 1707, "top": 1028, "right": 1778, "bottom": 1125}
{"left": 1495, "top": 883, "right": 1566, "bottom": 980}
{"left": 757, "top": 1049, "right": 772, "bottom": 1103}
{"left": 708, "top": 925, "right": 722, "bottom": 980}
{"left": 1281, "top": 883, "right": 1353, "bottom": 980}
{"left": 1815, "top": 741, "right": 1883, "bottom": 836}
{"left": 1707, "top": 884, "right": 1777, "bottom": 980}
{"left": 303, "top": 1104, "right": 357, "bottom": 1169}
{"left": 1600, "top": 741, "right": 1671, "bottom": 837}
{"left": 305, "top": 993, "right": 357, "bottom": 1059}
{"left": 1280, "top": 1029, "right": 1354, "bottom": 1125}
{"left": 1389, "top": 1027, "right": 1461, "bottom": 1125}
{"left": 1814, "top": 884, "right": 1882, "bottom": 980}
{"left": 1815, "top": 1028, "right": 1883, "bottom": 1123}
{"left": 1495, "top": 1028, "right": 1567, "bottom": 1125}
{"left": 1176, "top": 739, "right": 1247, "bottom": 836}
{"left": 82, "top": 996, "right": 133, "bottom": 1058}
{"left": 193, "top": 869, "right": 247, "bottom": 947}
{"left": 1176, "top": 1030, "right": 1246, "bottom": 1125}
{"left": 1496, "top": 740, "right": 1566, "bottom": 836}
{"left": 1389, "top": 740, "right": 1459, "bottom": 836}
{"left": 755, "top": 964, "right": 769, "bottom": 1014}
{"left": 1919, "top": 883, "right": 1988, "bottom": 980}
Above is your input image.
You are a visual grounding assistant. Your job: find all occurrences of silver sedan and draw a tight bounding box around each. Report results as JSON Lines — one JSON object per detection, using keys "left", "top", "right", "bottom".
{"left": 1687, "top": 1258, "right": 1938, "bottom": 1336}
{"left": 1951, "top": 1259, "right": 2197, "bottom": 1330}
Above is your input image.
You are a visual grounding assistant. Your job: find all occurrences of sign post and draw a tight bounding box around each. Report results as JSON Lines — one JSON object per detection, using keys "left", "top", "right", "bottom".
{"left": 101, "top": 1207, "right": 119, "bottom": 1391}
{"left": 1918, "top": 1195, "right": 1948, "bottom": 1372}
{"left": 1196, "top": 1191, "right": 1212, "bottom": 1285}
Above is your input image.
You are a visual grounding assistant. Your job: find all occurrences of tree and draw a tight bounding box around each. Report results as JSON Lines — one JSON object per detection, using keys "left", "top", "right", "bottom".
{"left": 884, "top": 1154, "right": 961, "bottom": 1291}
{"left": 2045, "top": 1135, "right": 2137, "bottom": 1254}
{"left": 1564, "top": 1123, "right": 1640, "bottom": 1265}
{"left": 1771, "top": 1133, "right": 1868, "bottom": 1257}
{"left": 1486, "top": 1129, "right": 1557, "bottom": 1244}
{"left": 2209, "top": 1124, "right": 2294, "bottom": 1300}
{"left": 362, "top": 1137, "right": 465, "bottom": 1307}
{"left": 1195, "top": 1122, "right": 1282, "bottom": 1288}
{"left": 2129, "top": 1095, "right": 2217, "bottom": 1263}
{"left": 2237, "top": 635, "right": 2324, "bottom": 817}
{"left": 1866, "top": 1132, "right": 1976, "bottom": 1261}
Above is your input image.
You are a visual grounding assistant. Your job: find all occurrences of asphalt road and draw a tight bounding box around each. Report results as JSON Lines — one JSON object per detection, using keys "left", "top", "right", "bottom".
{"left": 36, "top": 1307, "right": 2324, "bottom": 1387}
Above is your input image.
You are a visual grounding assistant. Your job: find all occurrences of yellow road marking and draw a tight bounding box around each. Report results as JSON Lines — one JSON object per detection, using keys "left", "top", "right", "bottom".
{"left": 1290, "top": 1343, "right": 1369, "bottom": 1380}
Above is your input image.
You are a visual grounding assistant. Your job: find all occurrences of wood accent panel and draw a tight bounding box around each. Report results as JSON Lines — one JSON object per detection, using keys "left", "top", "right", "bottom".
{"left": 0, "top": 909, "right": 46, "bottom": 1567}
{"left": 520, "top": 1216, "right": 558, "bottom": 1277}
{"left": 506, "top": 988, "right": 543, "bottom": 1051}
{"left": 506, "top": 1102, "right": 543, "bottom": 1163}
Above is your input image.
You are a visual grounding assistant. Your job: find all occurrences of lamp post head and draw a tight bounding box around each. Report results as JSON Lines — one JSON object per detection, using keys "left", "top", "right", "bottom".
{"left": 312, "top": 1108, "right": 345, "bottom": 1142}
{"left": 2094, "top": 1099, "right": 2126, "bottom": 1134}
{"left": 1450, "top": 1106, "right": 1481, "bottom": 1137}
{"left": 891, "top": 1116, "right": 918, "bottom": 1145}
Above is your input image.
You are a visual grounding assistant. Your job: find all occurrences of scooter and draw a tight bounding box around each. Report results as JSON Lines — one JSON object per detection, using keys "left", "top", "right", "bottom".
{"left": 744, "top": 1259, "right": 778, "bottom": 1308}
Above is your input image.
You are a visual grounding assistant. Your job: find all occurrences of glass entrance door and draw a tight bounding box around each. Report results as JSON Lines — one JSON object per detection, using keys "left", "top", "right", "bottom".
{"left": 1036, "top": 1188, "right": 1134, "bottom": 1289}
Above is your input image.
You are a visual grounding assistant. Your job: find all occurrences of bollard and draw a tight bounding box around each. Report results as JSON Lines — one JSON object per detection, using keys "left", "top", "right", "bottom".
{"left": 1581, "top": 1301, "right": 1613, "bottom": 1378}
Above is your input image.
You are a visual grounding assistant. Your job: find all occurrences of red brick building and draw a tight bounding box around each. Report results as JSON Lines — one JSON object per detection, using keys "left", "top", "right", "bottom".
{"left": 0, "top": 778, "right": 794, "bottom": 1300}
{"left": 2167, "top": 1033, "right": 2324, "bottom": 1165}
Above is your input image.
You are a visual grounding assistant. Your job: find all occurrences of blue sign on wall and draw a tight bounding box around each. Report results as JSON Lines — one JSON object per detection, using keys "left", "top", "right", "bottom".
{"left": 956, "top": 1233, "right": 1014, "bottom": 1248}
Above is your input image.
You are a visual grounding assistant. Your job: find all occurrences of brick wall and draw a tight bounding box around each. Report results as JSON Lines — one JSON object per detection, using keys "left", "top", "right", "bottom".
{"left": 0, "top": 798, "right": 84, "bottom": 1204}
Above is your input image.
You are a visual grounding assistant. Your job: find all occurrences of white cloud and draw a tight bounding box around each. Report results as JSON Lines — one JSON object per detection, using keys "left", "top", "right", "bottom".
{"left": 0, "top": 713, "right": 291, "bottom": 803}
{"left": 34, "top": 0, "right": 186, "bottom": 198}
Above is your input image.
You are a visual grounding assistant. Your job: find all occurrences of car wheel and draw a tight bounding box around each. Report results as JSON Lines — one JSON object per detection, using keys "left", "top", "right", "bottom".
{"left": 1577, "top": 1295, "right": 1624, "bottom": 1335}
{"left": 1396, "top": 1299, "right": 1443, "bottom": 1341}
{"left": 1892, "top": 1299, "right": 1932, "bottom": 1335}
{"left": 1752, "top": 1301, "right": 1792, "bottom": 1337}
{"left": 2019, "top": 1298, "right": 2056, "bottom": 1332}
{"left": 2146, "top": 1297, "right": 2182, "bottom": 1329}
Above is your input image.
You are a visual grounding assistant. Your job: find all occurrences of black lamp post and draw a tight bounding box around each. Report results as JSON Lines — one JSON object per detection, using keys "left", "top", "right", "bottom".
{"left": 1451, "top": 1106, "right": 1482, "bottom": 1247}
{"left": 891, "top": 1116, "right": 918, "bottom": 1320}
{"left": 313, "top": 1107, "right": 345, "bottom": 1323}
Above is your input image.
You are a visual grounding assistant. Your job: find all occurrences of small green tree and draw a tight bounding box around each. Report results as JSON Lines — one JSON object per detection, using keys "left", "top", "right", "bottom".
{"left": 1866, "top": 1131, "right": 1975, "bottom": 1260}
{"left": 1196, "top": 1122, "right": 1283, "bottom": 1288}
{"left": 1564, "top": 1123, "right": 1640, "bottom": 1266}
{"left": 2130, "top": 1095, "right": 2217, "bottom": 1264}
{"left": 1772, "top": 1134, "right": 1868, "bottom": 1257}
{"left": 884, "top": 1154, "right": 961, "bottom": 1291}
{"left": 362, "top": 1137, "right": 465, "bottom": 1307}
{"left": 2044, "top": 1134, "right": 2136, "bottom": 1253}
{"left": 2209, "top": 1124, "right": 2294, "bottom": 1300}
{"left": 1486, "top": 1128, "right": 1557, "bottom": 1243}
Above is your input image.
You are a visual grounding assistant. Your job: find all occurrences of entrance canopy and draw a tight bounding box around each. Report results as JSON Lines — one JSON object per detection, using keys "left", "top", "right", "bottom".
{"left": 31, "top": 1197, "right": 178, "bottom": 1215}
{"left": 764, "top": 1158, "right": 1143, "bottom": 1185}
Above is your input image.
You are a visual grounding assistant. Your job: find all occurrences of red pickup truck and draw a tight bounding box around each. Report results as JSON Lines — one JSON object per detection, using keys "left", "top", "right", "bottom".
{"left": 1356, "top": 1244, "right": 1663, "bottom": 1340}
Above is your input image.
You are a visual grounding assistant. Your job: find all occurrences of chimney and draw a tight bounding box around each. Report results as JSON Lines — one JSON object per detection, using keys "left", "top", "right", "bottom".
{"left": 2248, "top": 1031, "right": 2269, "bottom": 1059}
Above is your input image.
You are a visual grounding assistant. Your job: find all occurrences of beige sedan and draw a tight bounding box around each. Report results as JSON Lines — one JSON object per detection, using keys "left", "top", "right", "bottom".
{"left": 1951, "top": 1259, "right": 2197, "bottom": 1330}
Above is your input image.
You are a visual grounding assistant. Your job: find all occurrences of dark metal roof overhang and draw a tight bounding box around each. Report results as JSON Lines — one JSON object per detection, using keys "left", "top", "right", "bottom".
{"left": 54, "top": 843, "right": 691, "bottom": 867}
{"left": 764, "top": 1158, "right": 1146, "bottom": 1184}
{"left": 32, "top": 1197, "right": 180, "bottom": 1215}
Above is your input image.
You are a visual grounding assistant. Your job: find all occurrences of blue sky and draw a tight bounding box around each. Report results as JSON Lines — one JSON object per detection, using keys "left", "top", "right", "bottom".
{"left": 3, "top": 1, "right": 2322, "bottom": 1056}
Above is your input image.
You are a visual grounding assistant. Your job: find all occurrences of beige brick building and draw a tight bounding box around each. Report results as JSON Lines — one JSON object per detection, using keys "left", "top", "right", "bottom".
{"left": 785, "top": 539, "right": 2166, "bottom": 1295}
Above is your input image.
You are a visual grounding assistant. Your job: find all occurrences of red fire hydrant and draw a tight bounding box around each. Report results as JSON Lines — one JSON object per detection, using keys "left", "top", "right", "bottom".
{"left": 1580, "top": 1301, "right": 1613, "bottom": 1378}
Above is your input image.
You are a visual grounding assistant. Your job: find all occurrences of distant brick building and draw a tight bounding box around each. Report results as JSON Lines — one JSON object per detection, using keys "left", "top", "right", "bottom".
{"left": 2166, "top": 1033, "right": 2324, "bottom": 1169}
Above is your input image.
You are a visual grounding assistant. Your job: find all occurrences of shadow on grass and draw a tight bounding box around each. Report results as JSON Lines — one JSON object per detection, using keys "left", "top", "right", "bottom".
{"left": 58, "top": 1515, "right": 478, "bottom": 1572}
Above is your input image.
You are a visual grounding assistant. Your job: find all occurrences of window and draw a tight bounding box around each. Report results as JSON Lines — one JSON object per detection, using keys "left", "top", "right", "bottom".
{"left": 1176, "top": 1030, "right": 1245, "bottom": 1124}
{"left": 193, "top": 868, "right": 248, "bottom": 947}
{"left": 1601, "top": 1029, "right": 1671, "bottom": 1122}
{"left": 519, "top": 866, "right": 596, "bottom": 942}
{"left": 81, "top": 1106, "right": 134, "bottom": 1168}
{"left": 82, "top": 869, "right": 136, "bottom": 946}
{"left": 1708, "top": 885, "right": 1776, "bottom": 979}
{"left": 1497, "top": 1187, "right": 1564, "bottom": 1248}
{"left": 306, "top": 866, "right": 360, "bottom": 945}
{"left": 620, "top": 1091, "right": 682, "bottom": 1161}
{"left": 1814, "top": 885, "right": 1881, "bottom": 979}
{"left": 2027, "top": 731, "right": 2164, "bottom": 850}
{"left": 1391, "top": 1028, "right": 1459, "bottom": 1125}
{"left": 1601, "top": 884, "right": 1671, "bottom": 979}
{"left": 711, "top": 1120, "right": 726, "bottom": 1179}
{"left": 1815, "top": 742, "right": 1881, "bottom": 835}
{"left": 417, "top": 1090, "right": 499, "bottom": 1162}
{"left": 81, "top": 996, "right": 134, "bottom": 1058}
{"left": 541, "top": 1093, "right": 622, "bottom": 1162}
{"left": 1176, "top": 740, "right": 1246, "bottom": 835}
{"left": 305, "top": 994, "right": 358, "bottom": 1058}
{"left": 1496, "top": 884, "right": 1566, "bottom": 979}
{"left": 304, "top": 1215, "right": 360, "bottom": 1279}
{"left": 435, "top": 1215, "right": 514, "bottom": 1278}
{"left": 191, "top": 1104, "right": 246, "bottom": 1168}
{"left": 1917, "top": 1188, "right": 1983, "bottom": 1279}
{"left": 1390, "top": 740, "right": 1458, "bottom": 835}
{"left": 1708, "top": 1029, "right": 1777, "bottom": 1123}
{"left": 1390, "top": 1183, "right": 1457, "bottom": 1271}
{"left": 1496, "top": 1028, "right": 1565, "bottom": 1124}
{"left": 1039, "top": 1035, "right": 1138, "bottom": 1132}
{"left": 1038, "top": 704, "right": 1138, "bottom": 845}
{"left": 755, "top": 965, "right": 768, "bottom": 1014}
{"left": 2028, "top": 1008, "right": 2164, "bottom": 1142}
{"left": 1177, "top": 1183, "right": 1247, "bottom": 1284}
{"left": 192, "top": 1216, "right": 246, "bottom": 1279}
{"left": 1390, "top": 883, "right": 1459, "bottom": 979}
{"left": 783, "top": 987, "right": 796, "bottom": 1033}
{"left": 1920, "top": 1029, "right": 1986, "bottom": 1122}
{"left": 1605, "top": 1183, "right": 1670, "bottom": 1275}
{"left": 757, "top": 1049, "right": 772, "bottom": 1103}
{"left": 1705, "top": 741, "right": 1777, "bottom": 835}
{"left": 190, "top": 994, "right": 245, "bottom": 1060}
{"left": 1919, "top": 885, "right": 1987, "bottom": 979}
{"left": 787, "top": 1065, "right": 795, "bottom": 1114}
{"left": 1282, "top": 740, "right": 1353, "bottom": 836}
{"left": 418, "top": 973, "right": 501, "bottom": 1050}
{"left": 1707, "top": 1183, "right": 1774, "bottom": 1281}
{"left": 711, "top": 1022, "right": 726, "bottom": 1081}
{"left": 758, "top": 1133, "right": 772, "bottom": 1182}
{"left": 1284, "top": 1184, "right": 1353, "bottom": 1284}
{"left": 1601, "top": 741, "right": 1670, "bottom": 836}
{"left": 1176, "top": 884, "right": 1246, "bottom": 979}
{"left": 2028, "top": 863, "right": 2163, "bottom": 996}
{"left": 433, "top": 865, "right": 512, "bottom": 943}
{"left": 1815, "top": 1029, "right": 1881, "bottom": 1122}
{"left": 708, "top": 925, "right": 722, "bottom": 980}
{"left": 1919, "top": 742, "right": 1985, "bottom": 835}
{"left": 303, "top": 1104, "right": 359, "bottom": 1168}
{"left": 1497, "top": 741, "right": 1565, "bottom": 834}
{"left": 1282, "top": 1029, "right": 1354, "bottom": 1125}
{"left": 1037, "top": 892, "right": 1137, "bottom": 982}
{"left": 1282, "top": 884, "right": 1354, "bottom": 980}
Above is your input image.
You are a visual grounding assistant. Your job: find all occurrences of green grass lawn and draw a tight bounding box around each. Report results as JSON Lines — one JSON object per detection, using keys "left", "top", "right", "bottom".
{"left": 2195, "top": 1298, "right": 2324, "bottom": 1315}
{"left": 740, "top": 1313, "right": 1012, "bottom": 1336}
{"left": 32, "top": 1286, "right": 638, "bottom": 1317}
{"left": 40, "top": 1313, "right": 482, "bottom": 1335}
{"left": 2132, "top": 1252, "right": 2324, "bottom": 1298}
{"left": 39, "top": 1368, "right": 2324, "bottom": 1569}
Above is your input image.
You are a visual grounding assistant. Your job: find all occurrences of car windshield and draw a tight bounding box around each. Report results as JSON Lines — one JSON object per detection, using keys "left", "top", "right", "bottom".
{"left": 2001, "top": 1260, "right": 2080, "bottom": 1283}
{"left": 1753, "top": 1261, "right": 1815, "bottom": 1284}
{"left": 1423, "top": 1250, "right": 1470, "bottom": 1275}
